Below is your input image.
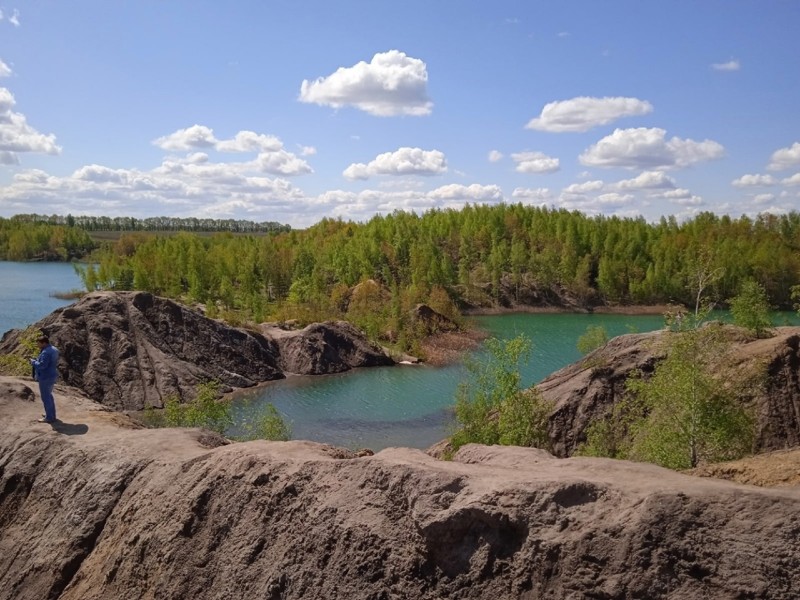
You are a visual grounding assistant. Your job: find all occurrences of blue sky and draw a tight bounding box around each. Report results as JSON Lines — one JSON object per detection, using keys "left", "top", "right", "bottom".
{"left": 0, "top": 1, "right": 799, "bottom": 226}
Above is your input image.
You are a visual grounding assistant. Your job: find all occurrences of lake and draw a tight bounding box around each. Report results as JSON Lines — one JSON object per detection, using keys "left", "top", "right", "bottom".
{"left": 3, "top": 261, "right": 796, "bottom": 451}
{"left": 0, "top": 261, "right": 84, "bottom": 336}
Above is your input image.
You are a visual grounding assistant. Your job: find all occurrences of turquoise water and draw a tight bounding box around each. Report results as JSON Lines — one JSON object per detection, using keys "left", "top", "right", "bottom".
{"left": 231, "top": 313, "right": 669, "bottom": 450}
{"left": 0, "top": 262, "right": 84, "bottom": 336}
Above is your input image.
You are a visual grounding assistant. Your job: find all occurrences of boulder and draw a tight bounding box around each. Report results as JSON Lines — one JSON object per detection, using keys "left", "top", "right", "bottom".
{"left": 261, "top": 320, "right": 394, "bottom": 375}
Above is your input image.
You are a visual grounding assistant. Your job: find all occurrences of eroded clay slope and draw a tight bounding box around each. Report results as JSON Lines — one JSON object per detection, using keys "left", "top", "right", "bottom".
{"left": 2, "top": 378, "right": 799, "bottom": 600}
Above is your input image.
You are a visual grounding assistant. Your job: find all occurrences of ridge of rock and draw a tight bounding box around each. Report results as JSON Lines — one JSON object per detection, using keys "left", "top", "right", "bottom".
{"left": 540, "top": 326, "right": 800, "bottom": 457}
{"left": 2, "top": 379, "right": 800, "bottom": 599}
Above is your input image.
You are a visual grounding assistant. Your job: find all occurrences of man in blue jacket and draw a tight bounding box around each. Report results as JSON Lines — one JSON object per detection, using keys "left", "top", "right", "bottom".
{"left": 30, "top": 335, "right": 59, "bottom": 423}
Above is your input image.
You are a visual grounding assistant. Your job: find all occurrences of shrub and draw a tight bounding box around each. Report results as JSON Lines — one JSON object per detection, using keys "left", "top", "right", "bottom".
{"left": 577, "top": 325, "right": 609, "bottom": 355}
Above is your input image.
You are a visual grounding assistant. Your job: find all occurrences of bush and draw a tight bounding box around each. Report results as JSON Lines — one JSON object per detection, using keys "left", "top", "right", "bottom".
{"left": 730, "top": 279, "right": 772, "bottom": 338}
{"left": 143, "top": 381, "right": 233, "bottom": 434}
{"left": 0, "top": 327, "right": 42, "bottom": 376}
{"left": 450, "top": 335, "right": 552, "bottom": 453}
{"left": 577, "top": 325, "right": 609, "bottom": 355}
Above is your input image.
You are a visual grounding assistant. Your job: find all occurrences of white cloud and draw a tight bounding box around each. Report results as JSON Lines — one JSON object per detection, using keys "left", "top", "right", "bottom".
{"left": 299, "top": 145, "right": 317, "bottom": 156}
{"left": 768, "top": 142, "right": 800, "bottom": 171}
{"left": 525, "top": 96, "right": 653, "bottom": 133}
{"left": 8, "top": 9, "right": 19, "bottom": 27}
{"left": 0, "top": 59, "right": 11, "bottom": 78}
{"left": 511, "top": 187, "right": 552, "bottom": 202}
{"left": 0, "top": 87, "right": 61, "bottom": 162}
{"left": 254, "top": 150, "right": 313, "bottom": 176}
{"left": 153, "top": 126, "right": 312, "bottom": 176}
{"left": 488, "top": 150, "right": 503, "bottom": 163}
{"left": 782, "top": 173, "right": 800, "bottom": 186}
{"left": 563, "top": 180, "right": 604, "bottom": 194}
{"left": 216, "top": 130, "right": 282, "bottom": 153}
{"left": 298, "top": 50, "right": 432, "bottom": 117}
{"left": 614, "top": 171, "right": 676, "bottom": 190}
{"left": 511, "top": 151, "right": 559, "bottom": 174}
{"left": 711, "top": 59, "right": 740, "bottom": 72}
{"left": 153, "top": 125, "right": 217, "bottom": 151}
{"left": 343, "top": 147, "right": 446, "bottom": 180}
{"left": 579, "top": 127, "right": 725, "bottom": 170}
{"left": 753, "top": 193, "right": 775, "bottom": 204}
{"left": 428, "top": 183, "right": 503, "bottom": 202}
{"left": 731, "top": 173, "right": 776, "bottom": 187}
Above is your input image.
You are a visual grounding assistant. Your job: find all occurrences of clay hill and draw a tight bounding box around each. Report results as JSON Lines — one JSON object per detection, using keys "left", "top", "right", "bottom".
{"left": 539, "top": 326, "right": 800, "bottom": 457}
{"left": 2, "top": 378, "right": 800, "bottom": 600}
{"left": 0, "top": 291, "right": 393, "bottom": 411}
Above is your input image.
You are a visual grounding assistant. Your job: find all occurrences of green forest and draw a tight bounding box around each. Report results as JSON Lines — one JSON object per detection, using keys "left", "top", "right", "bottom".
{"left": 3, "top": 205, "right": 800, "bottom": 349}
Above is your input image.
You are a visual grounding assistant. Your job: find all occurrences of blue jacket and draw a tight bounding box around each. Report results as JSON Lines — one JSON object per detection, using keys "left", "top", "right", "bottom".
{"left": 32, "top": 344, "right": 59, "bottom": 383}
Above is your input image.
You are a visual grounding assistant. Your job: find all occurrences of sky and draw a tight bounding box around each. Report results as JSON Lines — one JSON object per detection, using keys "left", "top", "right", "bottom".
{"left": 0, "top": 1, "right": 799, "bottom": 227}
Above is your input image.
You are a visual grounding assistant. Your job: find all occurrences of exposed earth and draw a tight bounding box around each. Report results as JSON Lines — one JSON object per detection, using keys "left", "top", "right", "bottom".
{"left": 2, "top": 377, "right": 800, "bottom": 599}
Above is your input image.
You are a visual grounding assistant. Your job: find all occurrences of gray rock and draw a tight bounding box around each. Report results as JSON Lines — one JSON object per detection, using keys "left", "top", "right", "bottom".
{"left": 2, "top": 385, "right": 800, "bottom": 600}
{"left": 0, "top": 292, "right": 393, "bottom": 411}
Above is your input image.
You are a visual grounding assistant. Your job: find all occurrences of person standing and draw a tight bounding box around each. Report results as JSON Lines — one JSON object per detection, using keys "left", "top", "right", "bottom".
{"left": 30, "top": 335, "right": 59, "bottom": 423}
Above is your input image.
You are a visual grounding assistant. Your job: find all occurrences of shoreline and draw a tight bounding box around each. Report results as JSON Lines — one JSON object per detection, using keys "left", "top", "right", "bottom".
{"left": 462, "top": 303, "right": 681, "bottom": 317}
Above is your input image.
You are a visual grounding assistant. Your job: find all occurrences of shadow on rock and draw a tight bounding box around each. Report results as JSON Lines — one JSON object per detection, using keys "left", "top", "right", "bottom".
{"left": 51, "top": 421, "right": 89, "bottom": 436}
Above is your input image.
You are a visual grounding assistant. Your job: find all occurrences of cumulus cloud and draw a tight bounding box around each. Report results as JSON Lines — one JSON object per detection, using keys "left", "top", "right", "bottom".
{"left": 768, "top": 142, "right": 800, "bottom": 171}
{"left": 711, "top": 59, "right": 740, "bottom": 72}
{"left": 0, "top": 87, "right": 61, "bottom": 162}
{"left": 525, "top": 96, "right": 653, "bottom": 133}
{"left": 298, "top": 50, "right": 433, "bottom": 117}
{"left": 8, "top": 9, "right": 19, "bottom": 27}
{"left": 511, "top": 187, "right": 552, "bottom": 203}
{"left": 427, "top": 183, "right": 502, "bottom": 202}
{"left": 579, "top": 127, "right": 725, "bottom": 170}
{"left": 511, "top": 151, "right": 560, "bottom": 174}
{"left": 0, "top": 59, "right": 11, "bottom": 78}
{"left": 614, "top": 171, "right": 676, "bottom": 190}
{"left": 299, "top": 145, "right": 317, "bottom": 156}
{"left": 782, "top": 173, "right": 800, "bottom": 186}
{"left": 153, "top": 125, "right": 217, "bottom": 151}
{"left": 563, "top": 180, "right": 604, "bottom": 194}
{"left": 343, "top": 147, "right": 446, "bottom": 180}
{"left": 152, "top": 125, "right": 312, "bottom": 176}
{"left": 216, "top": 130, "right": 282, "bottom": 153}
{"left": 753, "top": 193, "right": 775, "bottom": 204}
{"left": 731, "top": 173, "right": 776, "bottom": 187}
{"left": 488, "top": 150, "right": 503, "bottom": 163}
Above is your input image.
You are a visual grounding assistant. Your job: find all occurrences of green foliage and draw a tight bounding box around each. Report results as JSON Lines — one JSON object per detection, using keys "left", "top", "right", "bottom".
{"left": 248, "top": 403, "right": 292, "bottom": 441}
{"left": 0, "top": 326, "right": 43, "bottom": 376}
{"left": 450, "top": 335, "right": 552, "bottom": 452}
{"left": 577, "top": 325, "right": 609, "bottom": 355}
{"left": 730, "top": 279, "right": 773, "bottom": 338}
{"left": 144, "top": 381, "right": 232, "bottom": 434}
{"left": 580, "top": 323, "right": 757, "bottom": 469}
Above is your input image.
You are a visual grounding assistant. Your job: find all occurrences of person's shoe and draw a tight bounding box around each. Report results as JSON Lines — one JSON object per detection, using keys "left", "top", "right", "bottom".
{"left": 36, "top": 417, "right": 55, "bottom": 424}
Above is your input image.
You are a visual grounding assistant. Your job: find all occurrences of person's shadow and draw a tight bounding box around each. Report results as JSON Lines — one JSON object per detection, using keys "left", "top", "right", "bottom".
{"left": 50, "top": 420, "right": 89, "bottom": 436}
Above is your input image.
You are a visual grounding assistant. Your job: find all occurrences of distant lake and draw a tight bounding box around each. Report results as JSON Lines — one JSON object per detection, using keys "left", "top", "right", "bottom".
{"left": 2, "top": 261, "right": 798, "bottom": 451}
{"left": 0, "top": 261, "right": 84, "bottom": 336}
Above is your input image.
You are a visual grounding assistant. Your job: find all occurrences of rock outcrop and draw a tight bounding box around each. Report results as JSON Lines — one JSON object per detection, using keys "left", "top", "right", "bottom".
{"left": 2, "top": 378, "right": 800, "bottom": 600}
{"left": 539, "top": 326, "right": 800, "bottom": 458}
{"left": 260, "top": 321, "right": 394, "bottom": 375}
{"left": 0, "top": 292, "right": 392, "bottom": 411}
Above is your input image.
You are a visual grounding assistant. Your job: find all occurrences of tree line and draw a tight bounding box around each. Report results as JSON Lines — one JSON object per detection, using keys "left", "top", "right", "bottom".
{"left": 9, "top": 214, "right": 290, "bottom": 234}
{"left": 64, "top": 204, "right": 800, "bottom": 350}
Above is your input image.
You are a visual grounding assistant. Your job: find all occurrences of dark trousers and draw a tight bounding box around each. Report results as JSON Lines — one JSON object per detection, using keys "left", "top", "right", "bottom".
{"left": 39, "top": 380, "right": 56, "bottom": 422}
